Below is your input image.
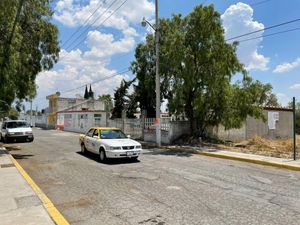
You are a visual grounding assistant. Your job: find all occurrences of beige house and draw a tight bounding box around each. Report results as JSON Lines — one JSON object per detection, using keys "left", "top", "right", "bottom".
{"left": 45, "top": 92, "right": 109, "bottom": 131}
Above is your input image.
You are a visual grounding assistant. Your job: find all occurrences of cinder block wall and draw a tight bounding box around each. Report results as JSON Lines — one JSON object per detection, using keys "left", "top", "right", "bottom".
{"left": 211, "top": 109, "right": 293, "bottom": 142}
{"left": 246, "top": 110, "right": 293, "bottom": 140}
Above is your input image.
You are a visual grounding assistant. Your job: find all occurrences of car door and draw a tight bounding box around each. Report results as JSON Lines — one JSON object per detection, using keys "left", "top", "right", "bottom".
{"left": 90, "top": 129, "right": 99, "bottom": 153}
{"left": 85, "top": 128, "right": 94, "bottom": 151}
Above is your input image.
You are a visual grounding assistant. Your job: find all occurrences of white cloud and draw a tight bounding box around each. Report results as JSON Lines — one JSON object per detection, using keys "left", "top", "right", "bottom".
{"left": 273, "top": 58, "right": 300, "bottom": 73}
{"left": 35, "top": 30, "right": 134, "bottom": 107}
{"left": 221, "top": 2, "right": 269, "bottom": 71}
{"left": 290, "top": 83, "right": 300, "bottom": 90}
{"left": 34, "top": 0, "right": 154, "bottom": 108}
{"left": 54, "top": 0, "right": 154, "bottom": 30}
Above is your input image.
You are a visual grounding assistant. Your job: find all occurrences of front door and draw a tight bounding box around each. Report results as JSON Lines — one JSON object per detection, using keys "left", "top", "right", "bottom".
{"left": 90, "top": 129, "right": 99, "bottom": 153}
{"left": 85, "top": 128, "right": 94, "bottom": 151}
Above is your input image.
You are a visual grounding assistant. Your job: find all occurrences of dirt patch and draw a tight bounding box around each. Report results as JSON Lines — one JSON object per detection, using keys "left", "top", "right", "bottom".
{"left": 201, "top": 135, "right": 299, "bottom": 159}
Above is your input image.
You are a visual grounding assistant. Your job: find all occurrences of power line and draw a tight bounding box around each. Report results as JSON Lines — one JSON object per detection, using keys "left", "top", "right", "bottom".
{"left": 61, "top": 0, "right": 106, "bottom": 48}
{"left": 69, "top": 0, "right": 129, "bottom": 51}
{"left": 64, "top": 0, "right": 120, "bottom": 51}
{"left": 238, "top": 27, "right": 300, "bottom": 43}
{"left": 250, "top": 0, "right": 272, "bottom": 7}
{"left": 226, "top": 18, "right": 300, "bottom": 41}
{"left": 33, "top": 68, "right": 130, "bottom": 102}
{"left": 58, "top": 68, "right": 130, "bottom": 94}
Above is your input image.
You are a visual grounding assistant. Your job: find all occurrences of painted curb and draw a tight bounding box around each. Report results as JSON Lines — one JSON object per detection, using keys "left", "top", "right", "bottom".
{"left": 161, "top": 146, "right": 300, "bottom": 171}
{"left": 3, "top": 148, "right": 69, "bottom": 225}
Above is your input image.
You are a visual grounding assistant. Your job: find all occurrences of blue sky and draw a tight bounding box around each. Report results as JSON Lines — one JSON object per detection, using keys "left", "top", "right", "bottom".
{"left": 34, "top": 0, "right": 300, "bottom": 110}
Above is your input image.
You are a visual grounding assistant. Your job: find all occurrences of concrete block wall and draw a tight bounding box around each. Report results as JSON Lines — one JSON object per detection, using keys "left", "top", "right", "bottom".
{"left": 211, "top": 109, "right": 293, "bottom": 142}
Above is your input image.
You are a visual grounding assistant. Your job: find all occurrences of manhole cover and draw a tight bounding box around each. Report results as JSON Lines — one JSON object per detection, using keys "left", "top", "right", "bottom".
{"left": 0, "top": 163, "right": 15, "bottom": 168}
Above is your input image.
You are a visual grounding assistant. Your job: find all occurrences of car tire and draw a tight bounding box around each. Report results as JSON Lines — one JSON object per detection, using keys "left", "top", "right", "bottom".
{"left": 131, "top": 157, "right": 139, "bottom": 162}
{"left": 99, "top": 149, "right": 106, "bottom": 163}
{"left": 2, "top": 135, "right": 7, "bottom": 143}
{"left": 81, "top": 144, "right": 87, "bottom": 154}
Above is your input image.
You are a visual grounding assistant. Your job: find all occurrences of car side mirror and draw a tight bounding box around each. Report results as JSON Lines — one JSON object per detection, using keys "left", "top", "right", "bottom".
{"left": 30, "top": 125, "right": 33, "bottom": 128}
{"left": 127, "top": 135, "right": 131, "bottom": 139}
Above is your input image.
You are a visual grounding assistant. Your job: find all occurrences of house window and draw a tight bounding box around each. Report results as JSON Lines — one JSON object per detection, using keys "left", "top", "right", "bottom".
{"left": 94, "top": 114, "right": 102, "bottom": 126}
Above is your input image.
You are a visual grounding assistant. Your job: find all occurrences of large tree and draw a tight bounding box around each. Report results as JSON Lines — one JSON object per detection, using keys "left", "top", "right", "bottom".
{"left": 98, "top": 94, "right": 113, "bottom": 111}
{"left": 132, "top": 4, "right": 278, "bottom": 136}
{"left": 111, "top": 79, "right": 135, "bottom": 118}
{"left": 0, "top": 0, "right": 60, "bottom": 113}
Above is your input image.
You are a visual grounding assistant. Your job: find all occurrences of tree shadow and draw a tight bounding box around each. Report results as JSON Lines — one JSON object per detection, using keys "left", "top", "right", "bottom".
{"left": 3, "top": 145, "right": 23, "bottom": 151}
{"left": 12, "top": 154, "right": 34, "bottom": 159}
{"left": 143, "top": 149, "right": 194, "bottom": 157}
{"left": 76, "top": 151, "right": 140, "bottom": 165}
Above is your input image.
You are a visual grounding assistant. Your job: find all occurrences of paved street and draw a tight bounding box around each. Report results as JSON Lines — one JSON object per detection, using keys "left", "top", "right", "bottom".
{"left": 5, "top": 128, "right": 300, "bottom": 225}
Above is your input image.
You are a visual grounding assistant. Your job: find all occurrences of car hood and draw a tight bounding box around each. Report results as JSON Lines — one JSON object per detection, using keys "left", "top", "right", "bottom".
{"left": 101, "top": 138, "right": 140, "bottom": 147}
{"left": 7, "top": 127, "right": 32, "bottom": 133}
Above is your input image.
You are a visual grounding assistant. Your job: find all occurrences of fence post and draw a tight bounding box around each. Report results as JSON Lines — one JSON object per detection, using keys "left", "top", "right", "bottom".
{"left": 141, "top": 110, "right": 146, "bottom": 140}
{"left": 122, "top": 110, "right": 126, "bottom": 132}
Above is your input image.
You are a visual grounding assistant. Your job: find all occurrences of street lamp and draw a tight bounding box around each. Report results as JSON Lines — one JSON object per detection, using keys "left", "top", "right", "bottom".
{"left": 141, "top": 0, "right": 161, "bottom": 147}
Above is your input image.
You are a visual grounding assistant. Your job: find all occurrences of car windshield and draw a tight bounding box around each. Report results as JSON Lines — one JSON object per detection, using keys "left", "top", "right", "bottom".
{"left": 6, "top": 121, "right": 30, "bottom": 128}
{"left": 100, "top": 130, "right": 127, "bottom": 139}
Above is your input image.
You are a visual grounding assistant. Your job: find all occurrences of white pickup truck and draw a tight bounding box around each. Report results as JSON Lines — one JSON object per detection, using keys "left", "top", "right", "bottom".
{"left": 79, "top": 127, "right": 142, "bottom": 162}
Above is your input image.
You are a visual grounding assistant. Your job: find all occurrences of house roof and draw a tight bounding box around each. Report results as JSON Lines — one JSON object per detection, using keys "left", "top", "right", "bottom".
{"left": 263, "top": 106, "right": 293, "bottom": 112}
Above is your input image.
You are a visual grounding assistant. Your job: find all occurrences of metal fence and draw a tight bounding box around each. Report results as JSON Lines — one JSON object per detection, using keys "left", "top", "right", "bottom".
{"left": 107, "top": 117, "right": 172, "bottom": 139}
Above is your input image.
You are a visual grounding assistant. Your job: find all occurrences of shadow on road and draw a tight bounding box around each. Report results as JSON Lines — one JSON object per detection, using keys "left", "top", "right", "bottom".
{"left": 3, "top": 145, "right": 22, "bottom": 151}
{"left": 12, "top": 154, "right": 34, "bottom": 159}
{"left": 76, "top": 151, "right": 140, "bottom": 165}
{"left": 143, "top": 149, "right": 194, "bottom": 157}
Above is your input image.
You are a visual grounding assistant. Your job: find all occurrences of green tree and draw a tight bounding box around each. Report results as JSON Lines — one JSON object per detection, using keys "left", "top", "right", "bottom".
{"left": 8, "top": 108, "right": 19, "bottom": 120}
{"left": 131, "top": 37, "right": 156, "bottom": 118}
{"left": 289, "top": 101, "right": 300, "bottom": 132}
{"left": 111, "top": 79, "right": 135, "bottom": 118}
{"left": 98, "top": 94, "right": 113, "bottom": 111}
{"left": 0, "top": 0, "right": 60, "bottom": 112}
{"left": 84, "top": 85, "right": 89, "bottom": 99}
{"left": 132, "top": 4, "right": 277, "bottom": 136}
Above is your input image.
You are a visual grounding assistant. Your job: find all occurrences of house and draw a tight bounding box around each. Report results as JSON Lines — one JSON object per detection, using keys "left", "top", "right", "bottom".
{"left": 40, "top": 86, "right": 110, "bottom": 132}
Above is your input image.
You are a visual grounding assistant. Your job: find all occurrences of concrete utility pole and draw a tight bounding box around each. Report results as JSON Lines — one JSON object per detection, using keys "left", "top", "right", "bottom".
{"left": 141, "top": 0, "right": 161, "bottom": 147}
{"left": 155, "top": 0, "right": 161, "bottom": 147}
{"left": 30, "top": 99, "right": 33, "bottom": 126}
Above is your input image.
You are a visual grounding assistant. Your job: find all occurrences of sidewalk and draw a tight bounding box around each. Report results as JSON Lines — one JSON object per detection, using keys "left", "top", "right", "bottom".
{"left": 0, "top": 148, "right": 55, "bottom": 225}
{"left": 141, "top": 142, "right": 300, "bottom": 171}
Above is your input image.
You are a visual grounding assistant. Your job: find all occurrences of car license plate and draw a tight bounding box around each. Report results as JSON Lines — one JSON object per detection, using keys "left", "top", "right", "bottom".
{"left": 126, "top": 151, "right": 134, "bottom": 156}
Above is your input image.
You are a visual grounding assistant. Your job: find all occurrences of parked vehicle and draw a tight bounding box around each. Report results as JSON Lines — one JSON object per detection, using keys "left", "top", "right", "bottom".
{"left": 0, "top": 120, "right": 34, "bottom": 143}
{"left": 79, "top": 127, "right": 142, "bottom": 162}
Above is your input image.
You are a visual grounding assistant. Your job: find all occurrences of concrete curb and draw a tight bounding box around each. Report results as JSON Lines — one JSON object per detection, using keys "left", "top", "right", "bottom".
{"left": 2, "top": 147, "right": 70, "bottom": 225}
{"left": 159, "top": 146, "right": 300, "bottom": 171}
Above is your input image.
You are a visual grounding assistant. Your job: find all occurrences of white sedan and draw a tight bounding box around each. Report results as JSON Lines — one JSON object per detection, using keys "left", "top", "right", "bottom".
{"left": 79, "top": 127, "right": 142, "bottom": 162}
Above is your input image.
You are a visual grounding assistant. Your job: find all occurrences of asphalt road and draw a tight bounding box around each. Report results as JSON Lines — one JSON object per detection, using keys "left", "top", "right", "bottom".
{"left": 5, "top": 128, "right": 300, "bottom": 225}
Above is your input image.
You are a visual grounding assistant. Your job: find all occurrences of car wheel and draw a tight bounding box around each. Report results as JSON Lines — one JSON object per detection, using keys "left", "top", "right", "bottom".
{"left": 2, "top": 135, "right": 7, "bottom": 143}
{"left": 99, "top": 149, "right": 106, "bottom": 163}
{"left": 131, "top": 157, "right": 139, "bottom": 162}
{"left": 81, "top": 144, "right": 86, "bottom": 154}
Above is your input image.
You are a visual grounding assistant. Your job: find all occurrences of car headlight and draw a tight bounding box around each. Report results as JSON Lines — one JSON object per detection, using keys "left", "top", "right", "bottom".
{"left": 25, "top": 131, "right": 32, "bottom": 134}
{"left": 135, "top": 145, "right": 142, "bottom": 149}
{"left": 7, "top": 132, "right": 15, "bottom": 136}
{"left": 109, "top": 146, "right": 121, "bottom": 150}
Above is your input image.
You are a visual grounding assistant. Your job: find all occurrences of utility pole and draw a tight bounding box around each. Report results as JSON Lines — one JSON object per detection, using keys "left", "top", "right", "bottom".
{"left": 293, "top": 97, "right": 296, "bottom": 160}
{"left": 155, "top": 0, "right": 161, "bottom": 147}
{"left": 30, "top": 99, "right": 33, "bottom": 126}
{"left": 141, "top": 0, "right": 161, "bottom": 147}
